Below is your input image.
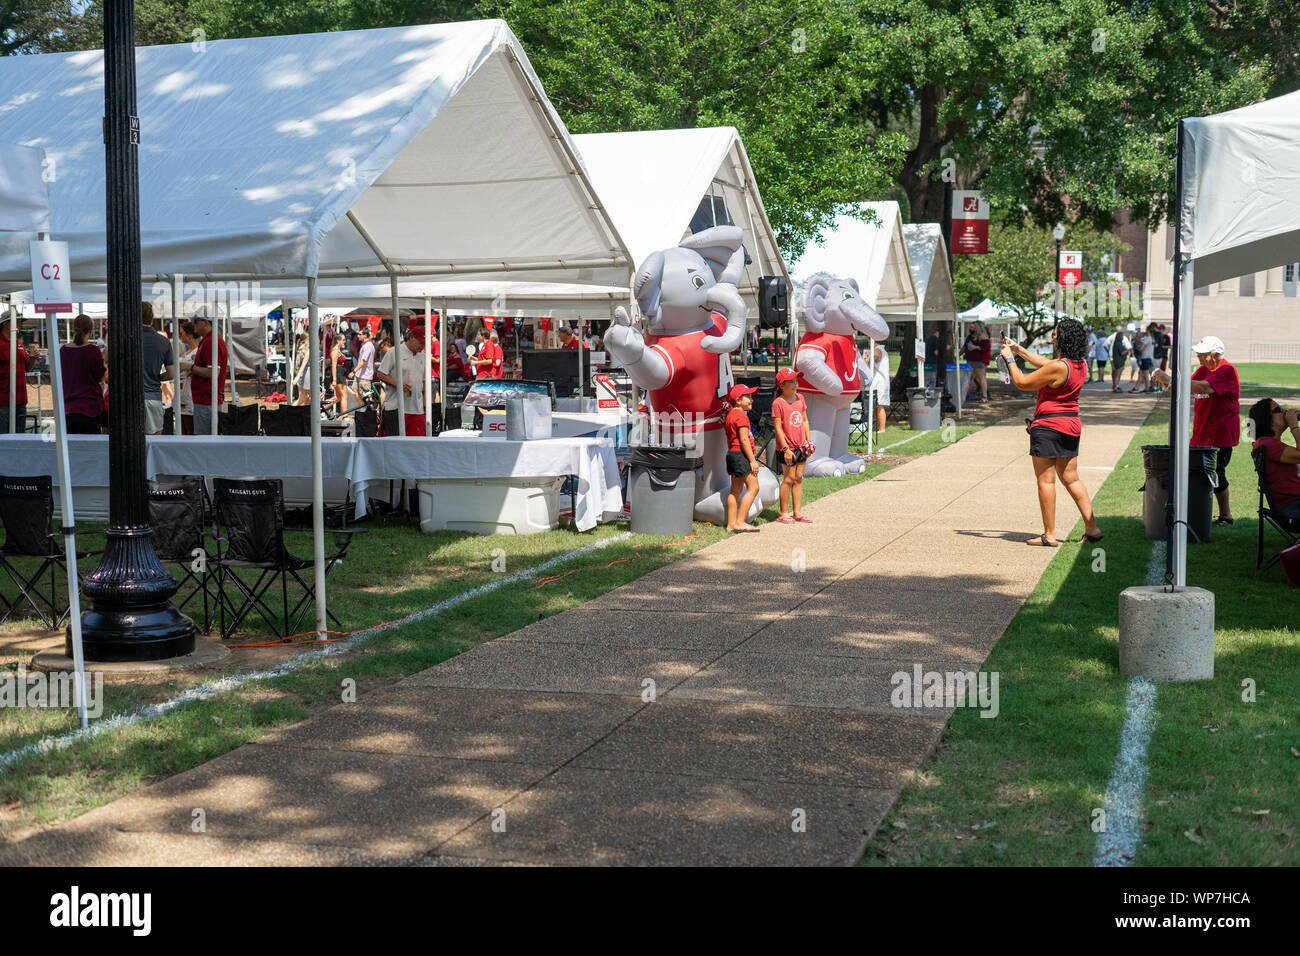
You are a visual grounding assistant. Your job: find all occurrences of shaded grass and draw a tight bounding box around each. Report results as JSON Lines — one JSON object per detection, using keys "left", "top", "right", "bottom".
{"left": 863, "top": 405, "right": 1300, "bottom": 866}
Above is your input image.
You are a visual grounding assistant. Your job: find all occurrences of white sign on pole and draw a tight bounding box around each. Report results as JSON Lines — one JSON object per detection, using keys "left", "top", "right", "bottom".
{"left": 29, "top": 239, "right": 72, "bottom": 313}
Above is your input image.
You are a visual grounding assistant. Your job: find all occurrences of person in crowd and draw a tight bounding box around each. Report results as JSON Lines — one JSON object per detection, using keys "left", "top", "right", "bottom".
{"left": 1248, "top": 398, "right": 1300, "bottom": 519}
{"left": 187, "top": 313, "right": 228, "bottom": 436}
{"left": 347, "top": 324, "right": 377, "bottom": 408}
{"left": 961, "top": 322, "right": 991, "bottom": 402}
{"left": 723, "top": 383, "right": 761, "bottom": 533}
{"left": 1000, "top": 317, "right": 1102, "bottom": 547}
{"left": 869, "top": 339, "right": 890, "bottom": 434}
{"left": 1131, "top": 323, "right": 1155, "bottom": 393}
{"left": 558, "top": 325, "right": 589, "bottom": 350}
{"left": 1108, "top": 323, "right": 1130, "bottom": 392}
{"left": 471, "top": 328, "right": 503, "bottom": 379}
{"left": 1091, "top": 325, "right": 1111, "bottom": 382}
{"left": 176, "top": 322, "right": 198, "bottom": 434}
{"left": 0, "top": 320, "right": 38, "bottom": 434}
{"left": 454, "top": 325, "right": 470, "bottom": 364}
{"left": 1083, "top": 325, "right": 1097, "bottom": 381}
{"left": 1154, "top": 335, "right": 1240, "bottom": 524}
{"left": 375, "top": 325, "right": 426, "bottom": 437}
{"left": 925, "top": 328, "right": 942, "bottom": 387}
{"left": 771, "top": 368, "right": 811, "bottom": 524}
{"left": 61, "top": 314, "right": 108, "bottom": 434}
{"left": 1153, "top": 323, "right": 1170, "bottom": 381}
{"left": 139, "top": 303, "right": 175, "bottom": 435}
{"left": 290, "top": 332, "right": 313, "bottom": 406}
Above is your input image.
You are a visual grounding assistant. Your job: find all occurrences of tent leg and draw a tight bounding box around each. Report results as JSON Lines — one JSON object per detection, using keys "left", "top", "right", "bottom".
{"left": 308, "top": 277, "right": 327, "bottom": 640}
{"left": 171, "top": 277, "right": 182, "bottom": 435}
{"left": 424, "top": 296, "right": 432, "bottom": 436}
{"left": 439, "top": 300, "right": 447, "bottom": 432}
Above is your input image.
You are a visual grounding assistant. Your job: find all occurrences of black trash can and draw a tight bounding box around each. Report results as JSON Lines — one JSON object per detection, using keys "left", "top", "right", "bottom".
{"left": 1140, "top": 444, "right": 1218, "bottom": 543}
{"left": 627, "top": 446, "right": 696, "bottom": 535}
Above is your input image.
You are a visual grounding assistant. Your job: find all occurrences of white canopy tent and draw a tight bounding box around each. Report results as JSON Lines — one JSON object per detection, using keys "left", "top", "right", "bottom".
{"left": 1169, "top": 89, "right": 1300, "bottom": 587}
{"left": 959, "top": 297, "right": 1019, "bottom": 322}
{"left": 791, "top": 201, "right": 919, "bottom": 313}
{"left": 0, "top": 20, "right": 631, "bottom": 639}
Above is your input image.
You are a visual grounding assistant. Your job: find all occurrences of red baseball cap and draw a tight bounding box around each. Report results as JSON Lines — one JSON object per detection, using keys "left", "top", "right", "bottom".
{"left": 775, "top": 367, "right": 799, "bottom": 385}
{"left": 727, "top": 384, "right": 758, "bottom": 403}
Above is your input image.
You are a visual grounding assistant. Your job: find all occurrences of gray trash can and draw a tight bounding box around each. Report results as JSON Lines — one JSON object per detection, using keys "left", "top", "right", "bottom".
{"left": 1140, "top": 444, "right": 1218, "bottom": 543}
{"left": 906, "top": 386, "right": 941, "bottom": 431}
{"left": 627, "top": 446, "right": 696, "bottom": 535}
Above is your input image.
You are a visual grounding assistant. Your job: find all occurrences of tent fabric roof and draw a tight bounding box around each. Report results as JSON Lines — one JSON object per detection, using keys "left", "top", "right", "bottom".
{"left": 792, "top": 202, "right": 918, "bottom": 311}
{"left": 880, "top": 223, "right": 955, "bottom": 320}
{"left": 1180, "top": 88, "right": 1300, "bottom": 287}
{"left": 958, "top": 297, "right": 1019, "bottom": 321}
{"left": 0, "top": 143, "right": 49, "bottom": 234}
{"left": 0, "top": 20, "right": 628, "bottom": 286}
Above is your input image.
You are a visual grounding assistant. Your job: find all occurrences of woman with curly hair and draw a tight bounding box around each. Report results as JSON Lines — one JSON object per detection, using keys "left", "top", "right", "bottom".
{"left": 1000, "top": 317, "right": 1102, "bottom": 547}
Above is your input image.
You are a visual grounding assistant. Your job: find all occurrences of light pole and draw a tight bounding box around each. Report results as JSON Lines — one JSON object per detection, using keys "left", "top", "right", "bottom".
{"left": 76, "top": 0, "right": 194, "bottom": 661}
{"left": 1052, "top": 223, "right": 1065, "bottom": 315}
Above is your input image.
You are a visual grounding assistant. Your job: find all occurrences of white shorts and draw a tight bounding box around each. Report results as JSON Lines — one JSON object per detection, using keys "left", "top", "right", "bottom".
{"left": 144, "top": 399, "right": 166, "bottom": 434}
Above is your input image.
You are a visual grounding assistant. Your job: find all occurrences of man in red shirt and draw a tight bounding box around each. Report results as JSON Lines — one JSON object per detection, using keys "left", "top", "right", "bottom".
{"left": 187, "top": 314, "right": 228, "bottom": 435}
{"left": 471, "top": 329, "right": 503, "bottom": 379}
{"left": 0, "top": 324, "right": 36, "bottom": 434}
{"left": 558, "top": 326, "right": 588, "bottom": 350}
{"left": 1157, "top": 335, "right": 1240, "bottom": 523}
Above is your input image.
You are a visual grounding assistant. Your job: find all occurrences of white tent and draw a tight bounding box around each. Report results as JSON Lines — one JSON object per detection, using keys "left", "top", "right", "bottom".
{"left": 881, "top": 222, "right": 955, "bottom": 336}
{"left": 791, "top": 201, "right": 919, "bottom": 313}
{"left": 958, "top": 297, "right": 1018, "bottom": 322}
{"left": 0, "top": 144, "right": 50, "bottom": 235}
{"left": 1168, "top": 89, "right": 1300, "bottom": 586}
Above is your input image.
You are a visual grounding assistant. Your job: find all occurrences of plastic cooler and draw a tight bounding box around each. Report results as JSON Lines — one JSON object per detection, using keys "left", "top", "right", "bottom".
{"left": 418, "top": 476, "right": 564, "bottom": 535}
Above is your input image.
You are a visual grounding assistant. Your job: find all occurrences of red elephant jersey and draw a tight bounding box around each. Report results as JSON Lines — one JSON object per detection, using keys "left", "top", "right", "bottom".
{"left": 796, "top": 331, "right": 861, "bottom": 396}
{"left": 645, "top": 311, "right": 733, "bottom": 432}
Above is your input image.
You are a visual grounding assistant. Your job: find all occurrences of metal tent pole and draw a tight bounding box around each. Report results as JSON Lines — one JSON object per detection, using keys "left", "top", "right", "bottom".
{"left": 439, "top": 301, "right": 447, "bottom": 430}
{"left": 171, "top": 276, "right": 181, "bottom": 434}
{"left": 1169, "top": 121, "right": 1191, "bottom": 589}
{"left": 6, "top": 303, "right": 15, "bottom": 433}
{"left": 424, "top": 296, "right": 432, "bottom": 435}
{"left": 392, "top": 275, "right": 405, "bottom": 437}
{"left": 867, "top": 338, "right": 876, "bottom": 458}
{"left": 307, "top": 276, "right": 327, "bottom": 638}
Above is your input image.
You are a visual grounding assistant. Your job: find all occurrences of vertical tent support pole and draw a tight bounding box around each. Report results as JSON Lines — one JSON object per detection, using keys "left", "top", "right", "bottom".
{"left": 392, "top": 275, "right": 405, "bottom": 437}
{"left": 439, "top": 301, "right": 447, "bottom": 431}
{"left": 171, "top": 277, "right": 181, "bottom": 434}
{"left": 209, "top": 298, "right": 218, "bottom": 435}
{"left": 867, "top": 339, "right": 876, "bottom": 459}
{"left": 6, "top": 301, "right": 16, "bottom": 433}
{"left": 578, "top": 317, "right": 585, "bottom": 404}
{"left": 308, "top": 276, "right": 327, "bottom": 638}
{"left": 424, "top": 297, "right": 432, "bottom": 436}
{"left": 1169, "top": 121, "right": 1190, "bottom": 589}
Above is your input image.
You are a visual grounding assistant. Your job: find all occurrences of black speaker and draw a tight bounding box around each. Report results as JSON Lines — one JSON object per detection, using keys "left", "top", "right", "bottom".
{"left": 758, "top": 275, "right": 788, "bottom": 330}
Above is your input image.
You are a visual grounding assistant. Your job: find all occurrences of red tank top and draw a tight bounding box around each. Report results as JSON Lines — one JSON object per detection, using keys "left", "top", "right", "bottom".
{"left": 1031, "top": 358, "right": 1086, "bottom": 437}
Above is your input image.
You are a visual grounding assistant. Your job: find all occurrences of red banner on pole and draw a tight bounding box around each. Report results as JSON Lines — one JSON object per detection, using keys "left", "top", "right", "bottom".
{"left": 950, "top": 190, "right": 989, "bottom": 254}
{"left": 1059, "top": 250, "right": 1083, "bottom": 288}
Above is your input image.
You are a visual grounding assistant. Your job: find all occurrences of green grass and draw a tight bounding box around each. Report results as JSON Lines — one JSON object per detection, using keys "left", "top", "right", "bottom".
{"left": 863, "top": 405, "right": 1300, "bottom": 866}
{"left": 1233, "top": 362, "right": 1300, "bottom": 391}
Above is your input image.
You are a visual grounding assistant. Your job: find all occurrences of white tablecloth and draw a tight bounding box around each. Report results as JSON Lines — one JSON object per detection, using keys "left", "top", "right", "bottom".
{"left": 0, "top": 434, "right": 622, "bottom": 532}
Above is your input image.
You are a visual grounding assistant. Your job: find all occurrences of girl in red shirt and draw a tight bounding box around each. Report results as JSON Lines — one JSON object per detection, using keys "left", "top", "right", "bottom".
{"left": 772, "top": 367, "right": 812, "bottom": 523}
{"left": 723, "top": 383, "right": 761, "bottom": 533}
{"left": 1001, "top": 317, "right": 1102, "bottom": 547}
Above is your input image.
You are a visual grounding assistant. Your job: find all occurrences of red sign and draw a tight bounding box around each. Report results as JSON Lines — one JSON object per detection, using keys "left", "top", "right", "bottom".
{"left": 950, "top": 190, "right": 989, "bottom": 254}
{"left": 1058, "top": 250, "right": 1083, "bottom": 288}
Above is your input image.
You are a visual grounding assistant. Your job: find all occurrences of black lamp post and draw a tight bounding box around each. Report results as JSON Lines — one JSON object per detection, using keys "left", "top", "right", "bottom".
{"left": 1052, "top": 223, "right": 1066, "bottom": 314}
{"left": 73, "top": 0, "right": 194, "bottom": 661}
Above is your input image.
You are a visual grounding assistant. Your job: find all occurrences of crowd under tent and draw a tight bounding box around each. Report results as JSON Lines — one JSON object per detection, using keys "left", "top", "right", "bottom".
{"left": 1169, "top": 87, "right": 1300, "bottom": 586}
{"left": 0, "top": 19, "right": 633, "bottom": 637}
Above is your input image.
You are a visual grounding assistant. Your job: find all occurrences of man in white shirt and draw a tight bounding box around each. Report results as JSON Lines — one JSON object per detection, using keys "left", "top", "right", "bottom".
{"left": 1132, "top": 324, "right": 1156, "bottom": 393}
{"left": 868, "top": 343, "right": 890, "bottom": 435}
{"left": 348, "top": 326, "right": 377, "bottom": 406}
{"left": 1084, "top": 326, "right": 1098, "bottom": 381}
{"left": 375, "top": 326, "right": 426, "bottom": 436}
{"left": 1092, "top": 328, "right": 1111, "bottom": 382}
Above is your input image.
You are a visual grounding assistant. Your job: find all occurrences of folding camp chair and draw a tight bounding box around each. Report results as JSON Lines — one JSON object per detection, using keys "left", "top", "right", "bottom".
{"left": 261, "top": 404, "right": 310, "bottom": 437}
{"left": 1251, "top": 446, "right": 1300, "bottom": 572}
{"left": 212, "top": 478, "right": 365, "bottom": 640}
{"left": 218, "top": 401, "right": 261, "bottom": 436}
{"left": 147, "top": 476, "right": 220, "bottom": 633}
{"left": 849, "top": 392, "right": 871, "bottom": 444}
{"left": 0, "top": 475, "right": 102, "bottom": 629}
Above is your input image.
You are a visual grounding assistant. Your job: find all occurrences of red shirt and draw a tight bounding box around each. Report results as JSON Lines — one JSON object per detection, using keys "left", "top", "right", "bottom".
{"left": 476, "top": 340, "right": 503, "bottom": 379}
{"left": 0, "top": 335, "right": 29, "bottom": 405}
{"left": 772, "top": 393, "right": 809, "bottom": 450}
{"left": 646, "top": 311, "right": 731, "bottom": 433}
{"left": 191, "top": 333, "right": 228, "bottom": 406}
{"left": 796, "top": 331, "right": 861, "bottom": 396}
{"left": 1191, "top": 361, "right": 1240, "bottom": 448}
{"left": 724, "top": 406, "right": 752, "bottom": 453}
{"left": 1253, "top": 436, "right": 1300, "bottom": 510}
{"left": 1031, "top": 358, "right": 1087, "bottom": 437}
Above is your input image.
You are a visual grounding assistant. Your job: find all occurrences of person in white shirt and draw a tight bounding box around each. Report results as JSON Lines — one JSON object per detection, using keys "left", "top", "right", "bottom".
{"left": 1092, "top": 328, "right": 1111, "bottom": 382}
{"left": 1131, "top": 324, "right": 1156, "bottom": 393}
{"left": 348, "top": 325, "right": 377, "bottom": 407}
{"left": 375, "top": 326, "right": 426, "bottom": 437}
{"left": 1108, "top": 324, "right": 1131, "bottom": 393}
{"left": 1084, "top": 327, "right": 1098, "bottom": 381}
{"left": 868, "top": 342, "right": 890, "bottom": 434}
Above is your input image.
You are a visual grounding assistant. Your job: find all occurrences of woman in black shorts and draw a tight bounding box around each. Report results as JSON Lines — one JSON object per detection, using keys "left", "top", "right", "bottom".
{"left": 1000, "top": 318, "right": 1103, "bottom": 547}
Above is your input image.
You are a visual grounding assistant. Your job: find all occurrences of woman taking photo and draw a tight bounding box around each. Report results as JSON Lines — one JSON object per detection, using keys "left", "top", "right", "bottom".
{"left": 1001, "top": 317, "right": 1102, "bottom": 547}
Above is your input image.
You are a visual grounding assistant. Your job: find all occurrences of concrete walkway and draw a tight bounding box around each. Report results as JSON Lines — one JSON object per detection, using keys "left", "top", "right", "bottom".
{"left": 1, "top": 388, "right": 1156, "bottom": 866}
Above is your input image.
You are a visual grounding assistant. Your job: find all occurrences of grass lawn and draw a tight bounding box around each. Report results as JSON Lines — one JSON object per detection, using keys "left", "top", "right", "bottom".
{"left": 1232, "top": 362, "right": 1300, "bottom": 393}
{"left": 863, "top": 404, "right": 1299, "bottom": 866}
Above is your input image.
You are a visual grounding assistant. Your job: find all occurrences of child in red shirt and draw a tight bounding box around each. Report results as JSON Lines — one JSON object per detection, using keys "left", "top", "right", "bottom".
{"left": 723, "top": 383, "right": 761, "bottom": 533}
{"left": 772, "top": 367, "right": 813, "bottom": 523}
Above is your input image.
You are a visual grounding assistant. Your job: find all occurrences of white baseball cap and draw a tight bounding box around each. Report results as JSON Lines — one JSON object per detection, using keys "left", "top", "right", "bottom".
{"left": 1192, "top": 335, "right": 1225, "bottom": 355}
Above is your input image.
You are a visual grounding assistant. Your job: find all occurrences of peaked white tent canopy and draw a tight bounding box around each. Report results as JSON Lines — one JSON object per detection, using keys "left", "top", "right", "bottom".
{"left": 880, "top": 222, "right": 955, "bottom": 338}
{"left": 0, "top": 144, "right": 50, "bottom": 235}
{"left": 0, "top": 20, "right": 627, "bottom": 287}
{"left": 791, "top": 201, "right": 919, "bottom": 313}
{"left": 1167, "top": 88, "right": 1300, "bottom": 588}
{"left": 958, "top": 297, "right": 1018, "bottom": 322}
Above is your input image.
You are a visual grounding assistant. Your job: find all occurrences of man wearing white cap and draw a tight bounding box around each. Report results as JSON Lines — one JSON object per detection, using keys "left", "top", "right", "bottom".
{"left": 1154, "top": 335, "right": 1240, "bottom": 524}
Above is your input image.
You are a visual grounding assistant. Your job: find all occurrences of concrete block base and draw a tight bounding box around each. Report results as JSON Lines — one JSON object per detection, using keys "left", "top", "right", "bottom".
{"left": 1118, "top": 586, "right": 1215, "bottom": 682}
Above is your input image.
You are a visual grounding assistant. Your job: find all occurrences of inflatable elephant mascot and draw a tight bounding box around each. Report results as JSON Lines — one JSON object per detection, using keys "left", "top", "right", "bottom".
{"left": 796, "top": 273, "right": 890, "bottom": 477}
{"left": 605, "top": 225, "right": 778, "bottom": 525}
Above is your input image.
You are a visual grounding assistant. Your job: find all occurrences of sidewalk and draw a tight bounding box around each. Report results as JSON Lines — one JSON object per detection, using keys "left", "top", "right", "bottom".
{"left": 0, "top": 391, "right": 1157, "bottom": 866}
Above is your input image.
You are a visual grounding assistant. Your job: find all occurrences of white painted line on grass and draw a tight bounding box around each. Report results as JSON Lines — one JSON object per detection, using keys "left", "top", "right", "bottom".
{"left": 0, "top": 531, "right": 633, "bottom": 774}
{"left": 877, "top": 431, "right": 931, "bottom": 453}
{"left": 1094, "top": 540, "right": 1164, "bottom": 867}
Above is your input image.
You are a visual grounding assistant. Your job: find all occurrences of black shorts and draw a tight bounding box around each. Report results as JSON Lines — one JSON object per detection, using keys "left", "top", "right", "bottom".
{"left": 1213, "top": 446, "right": 1232, "bottom": 491}
{"left": 780, "top": 447, "right": 809, "bottom": 465}
{"left": 1095, "top": 359, "right": 1108, "bottom": 370}
{"left": 1139, "top": 357, "right": 1154, "bottom": 371}
{"left": 1029, "top": 426, "right": 1080, "bottom": 460}
{"left": 726, "top": 450, "right": 753, "bottom": 478}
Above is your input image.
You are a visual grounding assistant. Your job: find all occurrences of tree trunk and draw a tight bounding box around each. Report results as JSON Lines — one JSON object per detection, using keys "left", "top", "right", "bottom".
{"left": 900, "top": 84, "right": 951, "bottom": 224}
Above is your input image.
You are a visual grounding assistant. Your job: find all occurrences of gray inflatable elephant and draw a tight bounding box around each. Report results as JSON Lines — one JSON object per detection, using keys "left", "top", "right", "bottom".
{"left": 605, "top": 225, "right": 779, "bottom": 524}
{"left": 795, "top": 273, "right": 890, "bottom": 477}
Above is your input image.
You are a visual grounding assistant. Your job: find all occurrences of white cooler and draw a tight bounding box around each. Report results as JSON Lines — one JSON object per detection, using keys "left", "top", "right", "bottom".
{"left": 418, "top": 476, "right": 564, "bottom": 535}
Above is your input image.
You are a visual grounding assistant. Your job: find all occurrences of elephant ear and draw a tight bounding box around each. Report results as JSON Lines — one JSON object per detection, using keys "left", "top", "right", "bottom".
{"left": 802, "top": 272, "right": 834, "bottom": 331}
{"left": 680, "top": 225, "right": 745, "bottom": 285}
{"left": 633, "top": 249, "right": 666, "bottom": 320}
{"left": 847, "top": 277, "right": 861, "bottom": 294}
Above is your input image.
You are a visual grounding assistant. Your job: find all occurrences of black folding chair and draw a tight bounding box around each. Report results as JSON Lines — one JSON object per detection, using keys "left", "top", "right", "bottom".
{"left": 218, "top": 402, "right": 261, "bottom": 436}
{"left": 212, "top": 478, "right": 365, "bottom": 640}
{"left": 1252, "top": 446, "right": 1300, "bottom": 571}
{"left": 0, "top": 475, "right": 102, "bottom": 629}
{"left": 261, "top": 404, "right": 310, "bottom": 437}
{"left": 147, "top": 477, "right": 220, "bottom": 633}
